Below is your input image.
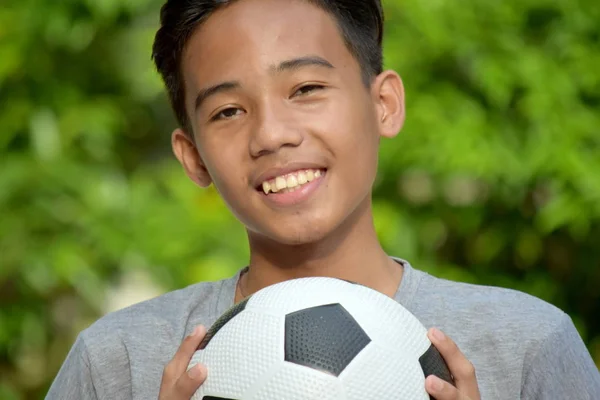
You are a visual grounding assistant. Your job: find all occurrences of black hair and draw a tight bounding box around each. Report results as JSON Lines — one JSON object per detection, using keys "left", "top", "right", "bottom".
{"left": 152, "top": 0, "right": 384, "bottom": 133}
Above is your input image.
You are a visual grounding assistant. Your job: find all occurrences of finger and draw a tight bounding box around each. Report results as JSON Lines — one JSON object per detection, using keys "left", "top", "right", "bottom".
{"left": 428, "top": 328, "right": 480, "bottom": 398}
{"left": 173, "top": 362, "right": 207, "bottom": 398}
{"left": 165, "top": 326, "right": 207, "bottom": 378}
{"left": 426, "top": 375, "right": 469, "bottom": 400}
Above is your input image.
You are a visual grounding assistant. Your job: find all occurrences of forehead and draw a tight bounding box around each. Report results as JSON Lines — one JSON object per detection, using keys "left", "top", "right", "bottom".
{"left": 182, "top": 0, "right": 356, "bottom": 88}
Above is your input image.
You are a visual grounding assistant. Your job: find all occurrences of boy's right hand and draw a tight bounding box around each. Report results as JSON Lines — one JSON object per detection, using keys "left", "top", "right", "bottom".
{"left": 159, "top": 325, "right": 208, "bottom": 400}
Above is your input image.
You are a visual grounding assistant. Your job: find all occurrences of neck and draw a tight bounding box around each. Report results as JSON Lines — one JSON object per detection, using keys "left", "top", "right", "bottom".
{"left": 240, "top": 197, "right": 403, "bottom": 300}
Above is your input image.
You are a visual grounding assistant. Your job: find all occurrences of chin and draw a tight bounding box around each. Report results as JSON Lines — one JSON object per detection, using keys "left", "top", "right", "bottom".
{"left": 244, "top": 191, "right": 368, "bottom": 248}
{"left": 273, "top": 221, "right": 331, "bottom": 246}
{"left": 248, "top": 213, "right": 336, "bottom": 247}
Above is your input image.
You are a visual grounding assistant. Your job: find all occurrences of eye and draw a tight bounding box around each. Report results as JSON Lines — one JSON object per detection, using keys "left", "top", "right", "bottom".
{"left": 211, "top": 107, "right": 243, "bottom": 122}
{"left": 293, "top": 84, "right": 325, "bottom": 97}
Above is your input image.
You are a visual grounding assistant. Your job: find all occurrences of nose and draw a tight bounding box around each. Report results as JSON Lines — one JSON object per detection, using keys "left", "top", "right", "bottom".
{"left": 248, "top": 102, "right": 304, "bottom": 158}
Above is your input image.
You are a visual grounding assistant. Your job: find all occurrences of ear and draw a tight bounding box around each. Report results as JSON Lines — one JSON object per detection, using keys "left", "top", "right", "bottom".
{"left": 171, "top": 128, "right": 213, "bottom": 188}
{"left": 371, "top": 70, "right": 405, "bottom": 139}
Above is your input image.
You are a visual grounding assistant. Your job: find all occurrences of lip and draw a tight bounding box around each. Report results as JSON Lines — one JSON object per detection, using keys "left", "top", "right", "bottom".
{"left": 252, "top": 162, "right": 327, "bottom": 189}
{"left": 259, "top": 170, "right": 327, "bottom": 207}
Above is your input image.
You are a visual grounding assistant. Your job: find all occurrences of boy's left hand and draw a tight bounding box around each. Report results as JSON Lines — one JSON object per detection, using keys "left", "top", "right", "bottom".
{"left": 425, "top": 328, "right": 481, "bottom": 400}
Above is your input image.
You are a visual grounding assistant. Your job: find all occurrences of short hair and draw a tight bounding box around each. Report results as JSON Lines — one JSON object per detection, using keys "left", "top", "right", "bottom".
{"left": 152, "top": 0, "right": 385, "bottom": 133}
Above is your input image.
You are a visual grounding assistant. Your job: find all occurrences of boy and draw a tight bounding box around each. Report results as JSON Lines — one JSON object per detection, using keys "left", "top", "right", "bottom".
{"left": 47, "top": 0, "right": 600, "bottom": 399}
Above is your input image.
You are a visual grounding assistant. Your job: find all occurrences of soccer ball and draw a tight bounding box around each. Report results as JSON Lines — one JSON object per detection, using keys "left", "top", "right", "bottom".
{"left": 188, "top": 277, "right": 453, "bottom": 400}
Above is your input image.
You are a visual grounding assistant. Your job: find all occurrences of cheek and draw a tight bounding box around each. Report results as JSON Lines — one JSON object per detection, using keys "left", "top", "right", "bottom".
{"left": 326, "top": 102, "right": 380, "bottom": 174}
{"left": 344, "top": 132, "right": 379, "bottom": 199}
{"left": 201, "top": 140, "right": 248, "bottom": 195}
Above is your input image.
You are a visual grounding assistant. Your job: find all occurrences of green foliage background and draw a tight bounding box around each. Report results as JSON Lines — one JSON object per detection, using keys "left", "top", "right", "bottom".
{"left": 1, "top": 0, "right": 599, "bottom": 398}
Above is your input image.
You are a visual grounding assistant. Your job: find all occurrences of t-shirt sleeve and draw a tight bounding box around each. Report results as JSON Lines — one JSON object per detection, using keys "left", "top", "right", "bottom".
{"left": 521, "top": 312, "right": 600, "bottom": 399}
{"left": 46, "top": 334, "right": 99, "bottom": 400}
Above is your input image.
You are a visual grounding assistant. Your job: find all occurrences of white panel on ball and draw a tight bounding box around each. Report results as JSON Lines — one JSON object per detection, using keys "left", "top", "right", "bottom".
{"left": 339, "top": 342, "right": 429, "bottom": 399}
{"left": 248, "top": 361, "right": 346, "bottom": 400}
{"left": 189, "top": 310, "right": 283, "bottom": 399}
{"left": 247, "top": 277, "right": 361, "bottom": 314}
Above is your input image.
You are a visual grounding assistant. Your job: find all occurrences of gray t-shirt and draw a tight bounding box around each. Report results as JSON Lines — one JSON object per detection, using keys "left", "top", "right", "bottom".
{"left": 46, "top": 259, "right": 600, "bottom": 399}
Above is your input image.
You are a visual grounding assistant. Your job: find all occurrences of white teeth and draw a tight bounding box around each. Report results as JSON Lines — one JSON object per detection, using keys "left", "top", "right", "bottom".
{"left": 262, "top": 181, "right": 271, "bottom": 194}
{"left": 286, "top": 175, "right": 298, "bottom": 188}
{"left": 275, "top": 176, "right": 287, "bottom": 191}
{"left": 297, "top": 171, "right": 308, "bottom": 185}
{"left": 261, "top": 169, "right": 324, "bottom": 194}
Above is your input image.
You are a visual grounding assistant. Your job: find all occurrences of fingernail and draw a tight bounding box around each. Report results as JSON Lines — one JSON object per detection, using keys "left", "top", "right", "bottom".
{"left": 191, "top": 326, "right": 203, "bottom": 337}
{"left": 431, "top": 328, "right": 445, "bottom": 341}
{"left": 427, "top": 375, "right": 444, "bottom": 391}
{"left": 188, "top": 364, "right": 203, "bottom": 380}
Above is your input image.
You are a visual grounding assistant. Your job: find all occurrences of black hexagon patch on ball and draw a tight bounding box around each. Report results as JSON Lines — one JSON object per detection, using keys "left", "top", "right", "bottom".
{"left": 284, "top": 303, "right": 371, "bottom": 376}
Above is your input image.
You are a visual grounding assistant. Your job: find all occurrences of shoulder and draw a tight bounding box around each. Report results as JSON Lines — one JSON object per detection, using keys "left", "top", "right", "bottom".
{"left": 77, "top": 278, "right": 230, "bottom": 366}
{"left": 410, "top": 267, "right": 567, "bottom": 336}
{"left": 88, "top": 279, "right": 226, "bottom": 334}
{"left": 48, "top": 278, "right": 232, "bottom": 398}
{"left": 404, "top": 265, "right": 600, "bottom": 397}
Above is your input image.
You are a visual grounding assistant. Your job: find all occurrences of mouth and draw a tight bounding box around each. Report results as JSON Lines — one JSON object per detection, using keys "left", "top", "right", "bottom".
{"left": 256, "top": 168, "right": 327, "bottom": 195}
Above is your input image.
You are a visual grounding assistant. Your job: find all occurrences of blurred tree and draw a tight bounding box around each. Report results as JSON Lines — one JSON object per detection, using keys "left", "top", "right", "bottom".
{"left": 0, "top": 0, "right": 598, "bottom": 398}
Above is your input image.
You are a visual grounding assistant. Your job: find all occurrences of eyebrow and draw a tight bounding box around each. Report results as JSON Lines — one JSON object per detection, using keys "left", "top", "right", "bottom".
{"left": 194, "top": 56, "right": 335, "bottom": 111}
{"left": 195, "top": 81, "right": 241, "bottom": 111}
{"left": 271, "top": 55, "right": 335, "bottom": 74}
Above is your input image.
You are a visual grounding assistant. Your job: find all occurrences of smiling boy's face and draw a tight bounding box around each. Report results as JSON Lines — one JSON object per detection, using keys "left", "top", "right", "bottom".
{"left": 173, "top": 0, "right": 405, "bottom": 246}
